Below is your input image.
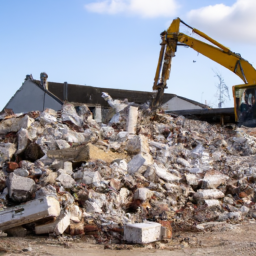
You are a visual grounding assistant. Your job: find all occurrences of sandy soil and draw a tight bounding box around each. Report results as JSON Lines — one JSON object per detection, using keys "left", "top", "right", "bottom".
{"left": 1, "top": 221, "right": 256, "bottom": 256}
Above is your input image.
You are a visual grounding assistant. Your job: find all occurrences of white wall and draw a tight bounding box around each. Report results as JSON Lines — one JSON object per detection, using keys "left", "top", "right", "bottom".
{"left": 161, "top": 96, "right": 202, "bottom": 111}
{"left": 5, "top": 80, "right": 62, "bottom": 113}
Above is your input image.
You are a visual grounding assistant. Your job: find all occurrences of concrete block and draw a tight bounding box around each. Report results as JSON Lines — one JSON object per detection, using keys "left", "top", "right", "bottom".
{"left": 124, "top": 222, "right": 162, "bottom": 244}
{"left": 0, "top": 196, "right": 60, "bottom": 231}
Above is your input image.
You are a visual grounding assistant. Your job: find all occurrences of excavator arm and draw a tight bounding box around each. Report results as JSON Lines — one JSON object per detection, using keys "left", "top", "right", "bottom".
{"left": 152, "top": 18, "right": 256, "bottom": 115}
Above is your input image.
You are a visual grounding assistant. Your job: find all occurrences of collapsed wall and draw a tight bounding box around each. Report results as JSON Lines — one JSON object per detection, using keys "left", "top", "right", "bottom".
{"left": 0, "top": 93, "right": 256, "bottom": 243}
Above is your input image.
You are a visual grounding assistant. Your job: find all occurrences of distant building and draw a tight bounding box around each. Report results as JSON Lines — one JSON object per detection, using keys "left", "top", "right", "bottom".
{"left": 4, "top": 73, "right": 209, "bottom": 122}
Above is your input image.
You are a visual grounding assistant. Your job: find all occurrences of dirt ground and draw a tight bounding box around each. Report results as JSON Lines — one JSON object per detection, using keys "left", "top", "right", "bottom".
{"left": 1, "top": 220, "right": 256, "bottom": 256}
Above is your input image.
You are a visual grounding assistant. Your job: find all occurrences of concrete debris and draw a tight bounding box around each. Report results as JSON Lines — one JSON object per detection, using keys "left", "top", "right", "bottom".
{"left": 0, "top": 95, "right": 256, "bottom": 244}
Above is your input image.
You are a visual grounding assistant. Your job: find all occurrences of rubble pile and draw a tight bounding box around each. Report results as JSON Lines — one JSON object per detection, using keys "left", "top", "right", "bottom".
{"left": 1, "top": 92, "right": 256, "bottom": 243}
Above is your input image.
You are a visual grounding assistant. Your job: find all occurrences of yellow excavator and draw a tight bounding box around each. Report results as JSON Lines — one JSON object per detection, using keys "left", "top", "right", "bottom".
{"left": 152, "top": 18, "right": 256, "bottom": 125}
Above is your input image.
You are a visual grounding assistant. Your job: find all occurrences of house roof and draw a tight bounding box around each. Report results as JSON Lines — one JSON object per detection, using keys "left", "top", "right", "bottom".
{"left": 33, "top": 80, "right": 208, "bottom": 109}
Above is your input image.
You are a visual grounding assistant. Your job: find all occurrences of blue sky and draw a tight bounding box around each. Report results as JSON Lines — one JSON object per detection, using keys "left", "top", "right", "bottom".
{"left": 1, "top": 0, "right": 256, "bottom": 110}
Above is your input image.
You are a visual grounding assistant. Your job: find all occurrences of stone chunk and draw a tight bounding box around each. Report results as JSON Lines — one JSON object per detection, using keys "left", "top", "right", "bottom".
{"left": 177, "top": 157, "right": 190, "bottom": 168}
{"left": 7, "top": 162, "right": 19, "bottom": 171}
{"left": 56, "top": 140, "right": 70, "bottom": 149}
{"left": 35, "top": 212, "right": 70, "bottom": 235}
{"left": 193, "top": 189, "right": 224, "bottom": 201}
{"left": 0, "top": 143, "right": 16, "bottom": 167}
{"left": 13, "top": 168, "right": 29, "bottom": 177}
{"left": 16, "top": 128, "right": 29, "bottom": 155}
{"left": 201, "top": 170, "right": 229, "bottom": 189}
{"left": 5, "top": 226, "right": 27, "bottom": 237}
{"left": 85, "top": 201, "right": 102, "bottom": 213}
{"left": 154, "top": 164, "right": 180, "bottom": 182}
{"left": 134, "top": 188, "right": 153, "bottom": 202}
{"left": 56, "top": 174, "right": 76, "bottom": 189}
{"left": 62, "top": 103, "right": 83, "bottom": 127}
{"left": 64, "top": 161, "right": 73, "bottom": 174}
{"left": 8, "top": 173, "right": 36, "bottom": 203}
{"left": 81, "top": 171, "right": 102, "bottom": 187}
{"left": 0, "top": 115, "right": 34, "bottom": 135}
{"left": 39, "top": 112, "right": 57, "bottom": 125}
{"left": 124, "top": 222, "right": 162, "bottom": 244}
{"left": 127, "top": 154, "right": 146, "bottom": 174}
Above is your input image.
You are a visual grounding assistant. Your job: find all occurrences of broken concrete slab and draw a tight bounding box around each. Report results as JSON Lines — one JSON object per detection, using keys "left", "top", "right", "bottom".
{"left": 48, "top": 143, "right": 127, "bottom": 163}
{"left": 0, "top": 196, "right": 60, "bottom": 231}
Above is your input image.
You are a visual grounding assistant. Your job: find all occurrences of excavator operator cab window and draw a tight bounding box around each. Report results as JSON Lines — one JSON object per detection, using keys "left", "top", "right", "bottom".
{"left": 235, "top": 86, "right": 256, "bottom": 127}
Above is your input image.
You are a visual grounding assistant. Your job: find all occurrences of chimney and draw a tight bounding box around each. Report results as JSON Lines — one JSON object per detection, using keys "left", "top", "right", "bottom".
{"left": 25, "top": 74, "right": 33, "bottom": 81}
{"left": 40, "top": 72, "right": 48, "bottom": 90}
{"left": 63, "top": 82, "right": 68, "bottom": 101}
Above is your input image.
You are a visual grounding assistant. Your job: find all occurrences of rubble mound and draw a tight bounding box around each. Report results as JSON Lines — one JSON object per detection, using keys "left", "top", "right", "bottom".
{"left": 1, "top": 94, "right": 256, "bottom": 244}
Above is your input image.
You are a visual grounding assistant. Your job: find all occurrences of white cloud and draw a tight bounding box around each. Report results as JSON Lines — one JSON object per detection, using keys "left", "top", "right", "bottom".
{"left": 85, "top": 0, "right": 179, "bottom": 18}
{"left": 187, "top": 0, "right": 256, "bottom": 44}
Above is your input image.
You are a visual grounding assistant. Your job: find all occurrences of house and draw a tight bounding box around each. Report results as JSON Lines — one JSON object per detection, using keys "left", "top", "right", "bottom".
{"left": 4, "top": 73, "right": 209, "bottom": 122}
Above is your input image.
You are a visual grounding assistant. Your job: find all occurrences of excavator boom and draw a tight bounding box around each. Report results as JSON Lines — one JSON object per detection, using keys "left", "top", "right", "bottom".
{"left": 152, "top": 18, "right": 256, "bottom": 124}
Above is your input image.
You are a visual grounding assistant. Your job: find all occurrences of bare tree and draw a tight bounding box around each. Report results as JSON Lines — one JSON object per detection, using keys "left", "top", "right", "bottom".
{"left": 213, "top": 70, "right": 230, "bottom": 108}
